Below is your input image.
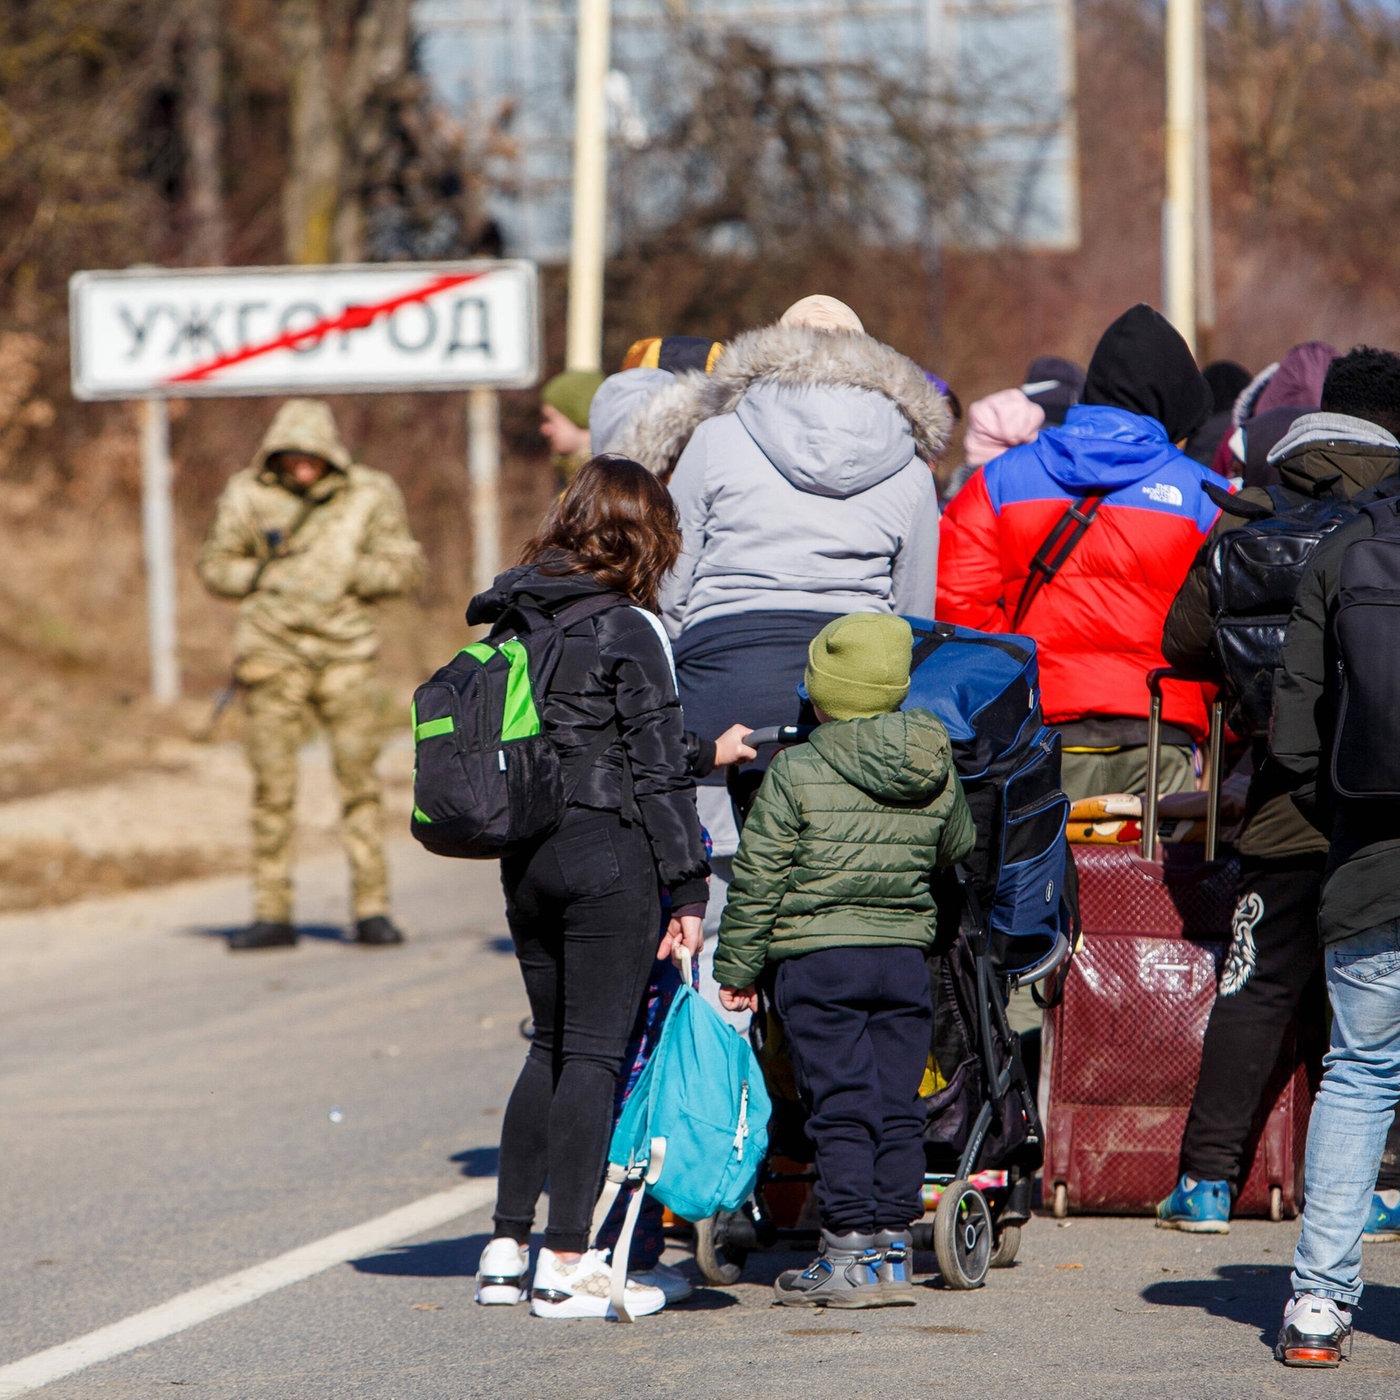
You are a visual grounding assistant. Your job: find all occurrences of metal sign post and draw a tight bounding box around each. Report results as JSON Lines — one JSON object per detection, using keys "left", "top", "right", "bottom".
{"left": 69, "top": 260, "right": 541, "bottom": 704}
{"left": 467, "top": 387, "right": 502, "bottom": 600}
{"left": 140, "top": 397, "right": 180, "bottom": 705}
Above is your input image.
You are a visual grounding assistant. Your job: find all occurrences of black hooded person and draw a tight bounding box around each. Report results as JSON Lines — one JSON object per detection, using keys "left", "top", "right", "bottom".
{"left": 940, "top": 302, "right": 1223, "bottom": 802}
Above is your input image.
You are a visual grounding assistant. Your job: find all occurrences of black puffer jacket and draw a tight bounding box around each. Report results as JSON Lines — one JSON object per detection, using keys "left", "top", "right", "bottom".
{"left": 467, "top": 562, "right": 710, "bottom": 905}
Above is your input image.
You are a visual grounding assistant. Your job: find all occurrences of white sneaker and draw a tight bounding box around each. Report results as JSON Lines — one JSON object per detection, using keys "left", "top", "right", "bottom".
{"left": 475, "top": 1237, "right": 529, "bottom": 1306}
{"left": 530, "top": 1247, "right": 666, "bottom": 1319}
{"left": 629, "top": 1260, "right": 693, "bottom": 1304}
{"left": 1276, "top": 1293, "right": 1353, "bottom": 1367}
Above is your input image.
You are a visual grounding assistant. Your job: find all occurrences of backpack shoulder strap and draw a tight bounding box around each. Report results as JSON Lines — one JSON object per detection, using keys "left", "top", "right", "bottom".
{"left": 1360, "top": 497, "right": 1400, "bottom": 535}
{"left": 1354, "top": 475, "right": 1400, "bottom": 508}
{"left": 1202, "top": 478, "right": 1251, "bottom": 516}
{"left": 1010, "top": 494, "right": 1104, "bottom": 632}
{"left": 549, "top": 592, "right": 631, "bottom": 631}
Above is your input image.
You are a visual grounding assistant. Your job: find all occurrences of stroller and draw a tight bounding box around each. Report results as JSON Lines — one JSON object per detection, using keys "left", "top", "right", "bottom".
{"left": 693, "top": 621, "right": 1076, "bottom": 1290}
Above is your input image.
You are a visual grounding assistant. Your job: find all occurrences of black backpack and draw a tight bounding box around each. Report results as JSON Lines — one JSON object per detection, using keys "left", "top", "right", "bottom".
{"left": 1332, "top": 498, "right": 1400, "bottom": 799}
{"left": 409, "top": 593, "right": 625, "bottom": 858}
{"left": 1204, "top": 479, "right": 1389, "bottom": 738}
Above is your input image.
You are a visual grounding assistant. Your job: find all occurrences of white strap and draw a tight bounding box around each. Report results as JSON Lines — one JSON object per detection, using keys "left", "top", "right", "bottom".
{"left": 589, "top": 1162, "right": 629, "bottom": 1246}
{"left": 629, "top": 606, "right": 678, "bottom": 690}
{"left": 607, "top": 1178, "right": 648, "bottom": 1323}
{"left": 678, "top": 946, "right": 693, "bottom": 987}
{"left": 608, "top": 1138, "right": 667, "bottom": 1323}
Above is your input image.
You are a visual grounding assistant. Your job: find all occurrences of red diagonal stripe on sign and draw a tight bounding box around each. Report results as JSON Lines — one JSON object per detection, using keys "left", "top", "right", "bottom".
{"left": 163, "top": 270, "right": 488, "bottom": 384}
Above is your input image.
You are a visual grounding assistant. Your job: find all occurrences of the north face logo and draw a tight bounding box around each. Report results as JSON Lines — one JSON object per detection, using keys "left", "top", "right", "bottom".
{"left": 1141, "top": 482, "right": 1184, "bottom": 507}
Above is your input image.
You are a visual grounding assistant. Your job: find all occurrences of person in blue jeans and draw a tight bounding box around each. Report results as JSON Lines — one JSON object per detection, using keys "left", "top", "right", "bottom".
{"left": 1271, "top": 452, "right": 1400, "bottom": 1367}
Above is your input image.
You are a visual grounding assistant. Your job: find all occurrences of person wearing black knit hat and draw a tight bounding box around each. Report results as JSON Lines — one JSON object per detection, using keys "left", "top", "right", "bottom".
{"left": 1080, "top": 303, "right": 1213, "bottom": 443}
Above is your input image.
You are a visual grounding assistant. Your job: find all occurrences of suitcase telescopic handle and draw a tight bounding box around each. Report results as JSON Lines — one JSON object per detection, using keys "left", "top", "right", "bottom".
{"left": 1144, "top": 669, "right": 1223, "bottom": 861}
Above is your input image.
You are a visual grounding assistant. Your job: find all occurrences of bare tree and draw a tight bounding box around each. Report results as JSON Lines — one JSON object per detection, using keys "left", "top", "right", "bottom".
{"left": 279, "top": 0, "right": 341, "bottom": 264}
{"left": 609, "top": 25, "right": 1037, "bottom": 262}
{"left": 182, "top": 0, "right": 228, "bottom": 265}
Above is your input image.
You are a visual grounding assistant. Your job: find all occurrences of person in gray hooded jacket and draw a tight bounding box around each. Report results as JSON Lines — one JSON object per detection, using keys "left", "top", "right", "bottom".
{"left": 617, "top": 296, "right": 952, "bottom": 996}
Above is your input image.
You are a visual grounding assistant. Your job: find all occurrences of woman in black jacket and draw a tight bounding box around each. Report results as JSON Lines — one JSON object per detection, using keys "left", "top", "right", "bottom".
{"left": 468, "top": 457, "right": 710, "bottom": 1320}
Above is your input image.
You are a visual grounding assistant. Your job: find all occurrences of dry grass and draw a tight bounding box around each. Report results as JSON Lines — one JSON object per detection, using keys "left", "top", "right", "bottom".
{"left": 0, "top": 840, "right": 235, "bottom": 914}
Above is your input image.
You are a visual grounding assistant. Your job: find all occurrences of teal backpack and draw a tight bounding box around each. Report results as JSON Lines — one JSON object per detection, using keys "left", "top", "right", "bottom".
{"left": 590, "top": 950, "right": 771, "bottom": 1319}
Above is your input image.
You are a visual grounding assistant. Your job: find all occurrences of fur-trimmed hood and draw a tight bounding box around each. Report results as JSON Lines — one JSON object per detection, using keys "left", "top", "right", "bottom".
{"left": 617, "top": 323, "right": 953, "bottom": 484}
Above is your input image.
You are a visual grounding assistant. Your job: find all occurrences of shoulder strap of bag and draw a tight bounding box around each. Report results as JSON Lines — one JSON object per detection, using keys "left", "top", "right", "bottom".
{"left": 909, "top": 620, "right": 957, "bottom": 671}
{"left": 248, "top": 493, "right": 327, "bottom": 593}
{"left": 1202, "top": 478, "right": 1285, "bottom": 521}
{"left": 1010, "top": 494, "right": 1105, "bottom": 632}
{"left": 1352, "top": 473, "right": 1400, "bottom": 508}
{"left": 1360, "top": 494, "right": 1400, "bottom": 535}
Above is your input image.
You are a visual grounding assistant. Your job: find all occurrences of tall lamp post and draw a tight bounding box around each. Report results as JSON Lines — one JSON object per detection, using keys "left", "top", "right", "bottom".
{"left": 566, "top": 0, "right": 612, "bottom": 373}
{"left": 1163, "top": 0, "right": 1200, "bottom": 352}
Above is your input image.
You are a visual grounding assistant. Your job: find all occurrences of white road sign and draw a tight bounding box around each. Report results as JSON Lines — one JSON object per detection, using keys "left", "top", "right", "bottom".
{"left": 69, "top": 260, "right": 539, "bottom": 400}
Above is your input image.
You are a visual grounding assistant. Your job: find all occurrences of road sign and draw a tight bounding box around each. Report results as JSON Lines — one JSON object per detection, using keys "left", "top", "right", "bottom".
{"left": 69, "top": 260, "right": 540, "bottom": 400}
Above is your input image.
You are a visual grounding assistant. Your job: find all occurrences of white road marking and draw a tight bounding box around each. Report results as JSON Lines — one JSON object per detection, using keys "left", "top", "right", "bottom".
{"left": 0, "top": 1178, "right": 498, "bottom": 1398}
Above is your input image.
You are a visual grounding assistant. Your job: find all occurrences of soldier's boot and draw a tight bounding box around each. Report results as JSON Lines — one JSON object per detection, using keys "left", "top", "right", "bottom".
{"left": 229, "top": 921, "right": 298, "bottom": 951}
{"left": 354, "top": 915, "right": 405, "bottom": 946}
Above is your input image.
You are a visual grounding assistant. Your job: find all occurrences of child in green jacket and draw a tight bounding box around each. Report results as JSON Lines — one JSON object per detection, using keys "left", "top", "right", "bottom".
{"left": 716, "top": 612, "right": 975, "bottom": 1308}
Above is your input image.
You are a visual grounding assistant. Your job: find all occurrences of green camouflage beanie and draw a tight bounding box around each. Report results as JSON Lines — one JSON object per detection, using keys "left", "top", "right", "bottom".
{"left": 805, "top": 613, "right": 913, "bottom": 721}
{"left": 542, "top": 370, "right": 607, "bottom": 428}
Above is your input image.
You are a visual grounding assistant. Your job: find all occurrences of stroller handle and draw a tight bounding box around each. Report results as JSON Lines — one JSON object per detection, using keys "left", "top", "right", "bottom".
{"left": 1004, "top": 930, "right": 1072, "bottom": 992}
{"left": 743, "top": 724, "right": 817, "bottom": 749}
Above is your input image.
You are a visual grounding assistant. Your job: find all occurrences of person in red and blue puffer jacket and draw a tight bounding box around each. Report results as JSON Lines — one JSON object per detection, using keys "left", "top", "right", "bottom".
{"left": 938, "top": 304, "right": 1222, "bottom": 801}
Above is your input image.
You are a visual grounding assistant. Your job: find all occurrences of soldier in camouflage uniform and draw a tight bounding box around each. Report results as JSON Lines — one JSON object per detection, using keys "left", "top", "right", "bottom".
{"left": 198, "top": 399, "right": 425, "bottom": 950}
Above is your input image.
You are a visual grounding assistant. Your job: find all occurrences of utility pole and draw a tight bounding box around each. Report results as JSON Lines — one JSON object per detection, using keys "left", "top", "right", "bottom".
{"left": 1163, "top": 0, "right": 1200, "bottom": 352}
{"left": 565, "top": 0, "right": 612, "bottom": 372}
{"left": 1193, "top": 31, "right": 1216, "bottom": 359}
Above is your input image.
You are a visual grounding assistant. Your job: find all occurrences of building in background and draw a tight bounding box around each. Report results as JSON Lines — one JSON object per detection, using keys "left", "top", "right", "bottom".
{"left": 416, "top": 0, "right": 1079, "bottom": 261}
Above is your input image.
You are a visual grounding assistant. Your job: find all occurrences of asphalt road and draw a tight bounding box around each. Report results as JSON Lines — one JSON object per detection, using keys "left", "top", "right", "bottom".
{"left": 3, "top": 840, "right": 1399, "bottom": 1399}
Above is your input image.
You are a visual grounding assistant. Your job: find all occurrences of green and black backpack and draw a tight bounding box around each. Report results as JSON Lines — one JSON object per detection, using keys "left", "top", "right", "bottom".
{"left": 409, "top": 594, "right": 625, "bottom": 859}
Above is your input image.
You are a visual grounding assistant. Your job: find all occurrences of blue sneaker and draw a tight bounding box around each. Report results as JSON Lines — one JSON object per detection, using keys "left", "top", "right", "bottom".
{"left": 1155, "top": 1175, "right": 1231, "bottom": 1233}
{"left": 1363, "top": 1190, "right": 1400, "bottom": 1242}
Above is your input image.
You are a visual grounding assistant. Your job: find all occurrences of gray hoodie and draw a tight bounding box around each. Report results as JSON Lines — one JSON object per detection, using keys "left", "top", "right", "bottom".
{"left": 624, "top": 323, "right": 951, "bottom": 636}
{"left": 1266, "top": 410, "right": 1400, "bottom": 464}
{"left": 589, "top": 368, "right": 675, "bottom": 456}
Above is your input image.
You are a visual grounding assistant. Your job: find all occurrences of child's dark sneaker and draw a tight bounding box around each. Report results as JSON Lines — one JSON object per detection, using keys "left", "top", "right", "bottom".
{"left": 1155, "top": 1175, "right": 1230, "bottom": 1233}
{"left": 773, "top": 1230, "right": 883, "bottom": 1308}
{"left": 1276, "top": 1293, "right": 1353, "bottom": 1367}
{"left": 873, "top": 1228, "right": 916, "bottom": 1305}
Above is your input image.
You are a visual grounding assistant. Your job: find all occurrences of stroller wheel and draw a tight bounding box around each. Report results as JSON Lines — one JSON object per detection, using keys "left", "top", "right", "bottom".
{"left": 933, "top": 1180, "right": 991, "bottom": 1289}
{"left": 1051, "top": 1182, "right": 1069, "bottom": 1218}
{"left": 989, "top": 1223, "right": 1021, "bottom": 1269}
{"left": 694, "top": 1213, "right": 746, "bottom": 1285}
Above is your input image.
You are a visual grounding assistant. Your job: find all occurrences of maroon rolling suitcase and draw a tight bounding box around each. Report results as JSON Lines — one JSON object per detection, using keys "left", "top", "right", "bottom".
{"left": 1042, "top": 675, "right": 1313, "bottom": 1219}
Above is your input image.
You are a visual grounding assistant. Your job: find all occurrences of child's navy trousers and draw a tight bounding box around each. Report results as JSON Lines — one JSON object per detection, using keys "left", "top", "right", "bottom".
{"left": 774, "top": 944, "right": 932, "bottom": 1233}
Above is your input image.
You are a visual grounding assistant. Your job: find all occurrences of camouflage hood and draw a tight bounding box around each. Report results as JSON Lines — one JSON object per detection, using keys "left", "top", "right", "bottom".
{"left": 253, "top": 399, "right": 354, "bottom": 479}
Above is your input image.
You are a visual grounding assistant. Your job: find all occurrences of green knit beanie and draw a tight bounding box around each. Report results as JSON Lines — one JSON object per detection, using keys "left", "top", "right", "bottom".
{"left": 541, "top": 370, "right": 607, "bottom": 428}
{"left": 805, "top": 613, "right": 913, "bottom": 721}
